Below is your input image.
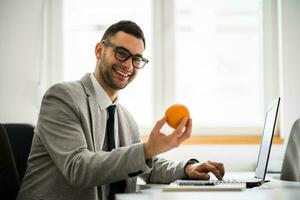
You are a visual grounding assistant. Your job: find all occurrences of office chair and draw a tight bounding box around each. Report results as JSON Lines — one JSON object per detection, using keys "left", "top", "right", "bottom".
{"left": 280, "top": 119, "right": 300, "bottom": 182}
{"left": 0, "top": 124, "right": 20, "bottom": 200}
{"left": 0, "top": 123, "right": 34, "bottom": 200}
{"left": 3, "top": 123, "right": 35, "bottom": 181}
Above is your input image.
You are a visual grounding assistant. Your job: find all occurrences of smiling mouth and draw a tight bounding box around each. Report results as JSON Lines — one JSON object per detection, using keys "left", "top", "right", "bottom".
{"left": 115, "top": 69, "right": 132, "bottom": 77}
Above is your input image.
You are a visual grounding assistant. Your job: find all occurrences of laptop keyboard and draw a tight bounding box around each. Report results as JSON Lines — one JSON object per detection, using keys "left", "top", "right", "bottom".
{"left": 174, "top": 179, "right": 245, "bottom": 186}
{"left": 216, "top": 179, "right": 245, "bottom": 184}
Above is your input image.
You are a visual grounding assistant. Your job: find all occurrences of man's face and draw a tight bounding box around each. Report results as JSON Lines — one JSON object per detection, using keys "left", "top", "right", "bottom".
{"left": 97, "top": 31, "right": 145, "bottom": 90}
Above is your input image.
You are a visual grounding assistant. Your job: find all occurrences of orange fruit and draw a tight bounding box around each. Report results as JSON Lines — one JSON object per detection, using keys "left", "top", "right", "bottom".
{"left": 165, "top": 104, "right": 190, "bottom": 129}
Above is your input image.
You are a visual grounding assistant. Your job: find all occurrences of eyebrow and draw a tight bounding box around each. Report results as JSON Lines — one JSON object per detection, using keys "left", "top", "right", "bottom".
{"left": 117, "top": 46, "right": 143, "bottom": 58}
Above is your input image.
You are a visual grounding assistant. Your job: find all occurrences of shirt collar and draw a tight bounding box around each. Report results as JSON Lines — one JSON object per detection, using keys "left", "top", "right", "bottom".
{"left": 90, "top": 73, "right": 118, "bottom": 111}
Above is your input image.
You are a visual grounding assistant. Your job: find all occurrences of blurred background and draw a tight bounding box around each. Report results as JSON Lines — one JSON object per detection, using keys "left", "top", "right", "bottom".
{"left": 1, "top": 0, "right": 300, "bottom": 172}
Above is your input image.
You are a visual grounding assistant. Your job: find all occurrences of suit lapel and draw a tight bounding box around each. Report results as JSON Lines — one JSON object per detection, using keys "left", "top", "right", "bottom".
{"left": 81, "top": 73, "right": 106, "bottom": 152}
{"left": 88, "top": 97, "right": 105, "bottom": 151}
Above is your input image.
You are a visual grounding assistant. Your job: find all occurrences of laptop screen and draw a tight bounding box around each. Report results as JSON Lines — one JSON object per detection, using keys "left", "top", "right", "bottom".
{"left": 254, "top": 97, "right": 280, "bottom": 180}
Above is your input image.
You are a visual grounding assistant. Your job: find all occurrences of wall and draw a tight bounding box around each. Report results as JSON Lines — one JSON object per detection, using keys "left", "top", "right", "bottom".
{"left": 0, "top": 0, "right": 299, "bottom": 171}
{"left": 0, "top": 0, "right": 44, "bottom": 124}
{"left": 0, "top": 0, "right": 62, "bottom": 124}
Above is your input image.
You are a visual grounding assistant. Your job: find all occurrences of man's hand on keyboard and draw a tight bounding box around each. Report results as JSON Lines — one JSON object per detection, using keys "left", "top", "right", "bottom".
{"left": 184, "top": 161, "right": 225, "bottom": 180}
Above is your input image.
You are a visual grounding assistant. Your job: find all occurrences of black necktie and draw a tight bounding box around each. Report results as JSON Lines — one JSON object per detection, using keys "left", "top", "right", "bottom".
{"left": 106, "top": 105, "right": 126, "bottom": 200}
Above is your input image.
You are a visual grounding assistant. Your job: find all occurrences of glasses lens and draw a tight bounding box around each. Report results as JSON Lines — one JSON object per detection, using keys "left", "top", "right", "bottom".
{"left": 115, "top": 48, "right": 130, "bottom": 61}
{"left": 132, "top": 57, "right": 143, "bottom": 68}
{"left": 114, "top": 46, "right": 147, "bottom": 69}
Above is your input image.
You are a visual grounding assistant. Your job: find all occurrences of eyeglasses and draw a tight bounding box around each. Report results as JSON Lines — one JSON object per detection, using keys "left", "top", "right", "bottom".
{"left": 101, "top": 40, "right": 149, "bottom": 69}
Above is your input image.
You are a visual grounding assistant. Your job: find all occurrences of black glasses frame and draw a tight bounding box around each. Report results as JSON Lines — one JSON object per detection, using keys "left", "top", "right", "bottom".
{"left": 101, "top": 40, "right": 149, "bottom": 69}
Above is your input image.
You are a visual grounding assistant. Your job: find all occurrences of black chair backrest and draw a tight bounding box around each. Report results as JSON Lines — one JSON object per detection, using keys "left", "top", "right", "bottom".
{"left": 3, "top": 124, "right": 35, "bottom": 181}
{"left": 280, "top": 119, "right": 300, "bottom": 182}
{"left": 0, "top": 124, "right": 20, "bottom": 200}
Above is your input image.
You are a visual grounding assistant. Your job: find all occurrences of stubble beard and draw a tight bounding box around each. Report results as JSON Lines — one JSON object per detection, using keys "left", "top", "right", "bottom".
{"left": 99, "top": 61, "right": 134, "bottom": 91}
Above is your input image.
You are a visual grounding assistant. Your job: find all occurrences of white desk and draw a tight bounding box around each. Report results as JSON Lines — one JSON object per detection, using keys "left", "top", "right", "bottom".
{"left": 116, "top": 172, "right": 300, "bottom": 200}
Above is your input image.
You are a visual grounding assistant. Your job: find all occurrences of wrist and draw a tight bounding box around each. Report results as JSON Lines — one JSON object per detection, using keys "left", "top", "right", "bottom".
{"left": 184, "top": 159, "right": 199, "bottom": 179}
{"left": 144, "top": 142, "right": 154, "bottom": 159}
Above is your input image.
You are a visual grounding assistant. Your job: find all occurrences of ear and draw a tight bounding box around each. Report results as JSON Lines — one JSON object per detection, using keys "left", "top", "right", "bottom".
{"left": 95, "top": 42, "right": 103, "bottom": 59}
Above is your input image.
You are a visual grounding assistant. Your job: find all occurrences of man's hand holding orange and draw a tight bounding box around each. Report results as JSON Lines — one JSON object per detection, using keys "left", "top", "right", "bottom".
{"left": 144, "top": 104, "right": 192, "bottom": 159}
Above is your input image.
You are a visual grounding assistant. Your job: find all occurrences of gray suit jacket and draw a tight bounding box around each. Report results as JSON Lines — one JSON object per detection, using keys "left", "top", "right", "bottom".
{"left": 17, "top": 74, "right": 188, "bottom": 200}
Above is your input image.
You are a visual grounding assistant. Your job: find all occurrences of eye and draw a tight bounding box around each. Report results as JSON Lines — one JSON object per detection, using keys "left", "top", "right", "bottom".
{"left": 115, "top": 48, "right": 130, "bottom": 60}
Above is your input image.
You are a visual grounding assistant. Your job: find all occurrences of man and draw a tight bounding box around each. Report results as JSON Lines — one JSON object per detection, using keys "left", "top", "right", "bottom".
{"left": 17, "top": 20, "right": 224, "bottom": 200}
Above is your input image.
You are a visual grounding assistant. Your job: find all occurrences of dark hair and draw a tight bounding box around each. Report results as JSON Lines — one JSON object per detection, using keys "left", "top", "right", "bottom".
{"left": 101, "top": 20, "right": 146, "bottom": 48}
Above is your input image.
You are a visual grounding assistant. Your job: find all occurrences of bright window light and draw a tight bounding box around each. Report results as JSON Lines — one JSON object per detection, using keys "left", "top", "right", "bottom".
{"left": 174, "top": 0, "right": 264, "bottom": 128}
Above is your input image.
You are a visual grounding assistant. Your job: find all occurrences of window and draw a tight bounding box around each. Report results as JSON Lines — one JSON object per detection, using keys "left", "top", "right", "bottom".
{"left": 62, "top": 0, "right": 278, "bottom": 135}
{"left": 173, "top": 0, "right": 265, "bottom": 134}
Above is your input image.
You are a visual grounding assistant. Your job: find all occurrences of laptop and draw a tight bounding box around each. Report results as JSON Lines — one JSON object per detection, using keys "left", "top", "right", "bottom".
{"left": 168, "top": 97, "right": 280, "bottom": 189}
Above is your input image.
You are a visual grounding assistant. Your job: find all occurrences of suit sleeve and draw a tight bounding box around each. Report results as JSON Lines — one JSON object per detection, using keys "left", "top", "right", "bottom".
{"left": 139, "top": 157, "right": 190, "bottom": 183}
{"left": 36, "top": 83, "right": 152, "bottom": 188}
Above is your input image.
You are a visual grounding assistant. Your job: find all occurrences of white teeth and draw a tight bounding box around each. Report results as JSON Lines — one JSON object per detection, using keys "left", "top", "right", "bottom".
{"left": 116, "top": 70, "right": 131, "bottom": 77}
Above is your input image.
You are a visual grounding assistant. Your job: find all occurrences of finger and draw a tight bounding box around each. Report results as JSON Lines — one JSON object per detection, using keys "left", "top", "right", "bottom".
{"left": 173, "top": 117, "right": 188, "bottom": 136}
{"left": 192, "top": 171, "right": 210, "bottom": 180}
{"left": 208, "top": 161, "right": 225, "bottom": 178}
{"left": 164, "top": 118, "right": 188, "bottom": 147}
{"left": 166, "top": 117, "right": 188, "bottom": 145}
{"left": 177, "top": 118, "right": 192, "bottom": 143}
{"left": 199, "top": 163, "right": 222, "bottom": 180}
{"left": 152, "top": 117, "right": 166, "bottom": 133}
